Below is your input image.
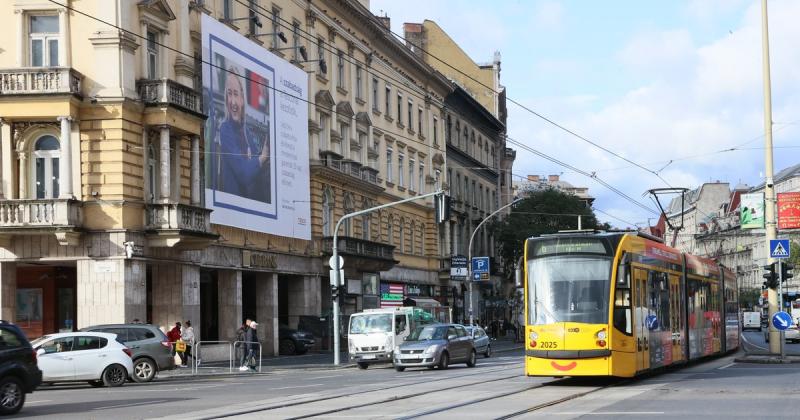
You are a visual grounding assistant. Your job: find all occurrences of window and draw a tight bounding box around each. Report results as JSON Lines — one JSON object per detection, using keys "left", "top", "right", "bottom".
{"left": 397, "top": 93, "right": 403, "bottom": 124}
{"left": 372, "top": 78, "right": 379, "bottom": 110}
{"left": 292, "top": 21, "right": 301, "bottom": 60}
{"left": 317, "top": 38, "right": 326, "bottom": 74}
{"left": 319, "top": 113, "right": 329, "bottom": 150}
{"left": 419, "top": 163, "right": 425, "bottom": 194}
{"left": 0, "top": 328, "right": 23, "bottom": 349}
{"left": 433, "top": 117, "right": 439, "bottom": 145}
{"left": 385, "top": 85, "right": 391, "bottom": 115}
{"left": 398, "top": 153, "right": 404, "bottom": 187}
{"left": 418, "top": 108, "right": 423, "bottom": 134}
{"left": 387, "top": 215, "right": 394, "bottom": 244}
{"left": 146, "top": 31, "right": 159, "bottom": 78}
{"left": 463, "top": 126, "right": 468, "bottom": 152}
{"left": 131, "top": 328, "right": 156, "bottom": 341}
{"left": 337, "top": 50, "right": 345, "bottom": 88}
{"left": 343, "top": 194, "right": 354, "bottom": 236}
{"left": 40, "top": 337, "right": 73, "bottom": 354}
{"left": 30, "top": 15, "right": 59, "bottom": 67}
{"left": 271, "top": 8, "right": 281, "bottom": 48}
{"left": 409, "top": 158, "right": 415, "bottom": 191}
{"left": 33, "top": 135, "right": 60, "bottom": 199}
{"left": 147, "top": 143, "right": 158, "bottom": 202}
{"left": 400, "top": 220, "right": 405, "bottom": 252}
{"left": 73, "top": 336, "right": 106, "bottom": 350}
{"left": 223, "top": 0, "right": 233, "bottom": 20}
{"left": 357, "top": 131, "right": 367, "bottom": 163}
{"left": 409, "top": 222, "right": 415, "bottom": 254}
{"left": 362, "top": 199, "right": 370, "bottom": 240}
{"left": 407, "top": 99, "right": 413, "bottom": 130}
{"left": 386, "top": 147, "right": 393, "bottom": 182}
{"left": 455, "top": 174, "right": 461, "bottom": 199}
{"left": 446, "top": 116, "right": 451, "bottom": 143}
{"left": 356, "top": 65, "right": 363, "bottom": 100}
{"left": 322, "top": 187, "right": 334, "bottom": 236}
{"left": 435, "top": 169, "right": 441, "bottom": 191}
{"left": 248, "top": 1, "right": 258, "bottom": 35}
{"left": 339, "top": 122, "right": 349, "bottom": 156}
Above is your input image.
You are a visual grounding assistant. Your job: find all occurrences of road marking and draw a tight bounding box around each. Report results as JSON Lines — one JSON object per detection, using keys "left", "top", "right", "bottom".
{"left": 271, "top": 383, "right": 324, "bottom": 390}
{"left": 92, "top": 399, "right": 169, "bottom": 410}
{"left": 304, "top": 374, "right": 341, "bottom": 380}
{"left": 25, "top": 400, "right": 52, "bottom": 404}
{"left": 740, "top": 332, "right": 769, "bottom": 351}
{"left": 717, "top": 363, "right": 735, "bottom": 370}
{"left": 553, "top": 412, "right": 664, "bottom": 415}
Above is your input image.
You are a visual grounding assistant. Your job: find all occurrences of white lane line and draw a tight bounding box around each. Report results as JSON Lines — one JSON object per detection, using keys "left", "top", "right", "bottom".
{"left": 717, "top": 362, "right": 736, "bottom": 370}
{"left": 271, "top": 383, "right": 324, "bottom": 390}
{"left": 25, "top": 400, "right": 52, "bottom": 404}
{"left": 303, "top": 375, "right": 341, "bottom": 380}
{"left": 740, "top": 332, "right": 769, "bottom": 351}
{"left": 92, "top": 399, "right": 169, "bottom": 410}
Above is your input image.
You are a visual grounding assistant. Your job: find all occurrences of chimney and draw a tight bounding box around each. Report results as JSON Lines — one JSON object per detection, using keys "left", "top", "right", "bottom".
{"left": 548, "top": 174, "right": 559, "bottom": 182}
{"left": 376, "top": 15, "right": 391, "bottom": 30}
{"left": 403, "top": 22, "right": 425, "bottom": 58}
{"left": 527, "top": 175, "right": 539, "bottom": 182}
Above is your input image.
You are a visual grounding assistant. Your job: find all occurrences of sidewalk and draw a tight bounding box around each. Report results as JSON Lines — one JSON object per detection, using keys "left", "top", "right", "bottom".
{"left": 156, "top": 337, "right": 524, "bottom": 381}
{"left": 734, "top": 330, "right": 800, "bottom": 364}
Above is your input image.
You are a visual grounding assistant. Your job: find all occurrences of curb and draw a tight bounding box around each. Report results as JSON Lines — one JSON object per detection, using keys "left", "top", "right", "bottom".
{"left": 734, "top": 356, "right": 800, "bottom": 364}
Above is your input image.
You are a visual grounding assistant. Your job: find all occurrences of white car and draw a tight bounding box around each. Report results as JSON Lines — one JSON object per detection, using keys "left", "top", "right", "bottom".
{"left": 30, "top": 332, "right": 133, "bottom": 387}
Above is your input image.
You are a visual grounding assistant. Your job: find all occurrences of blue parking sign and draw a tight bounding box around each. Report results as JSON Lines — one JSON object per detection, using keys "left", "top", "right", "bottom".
{"left": 472, "top": 257, "right": 490, "bottom": 274}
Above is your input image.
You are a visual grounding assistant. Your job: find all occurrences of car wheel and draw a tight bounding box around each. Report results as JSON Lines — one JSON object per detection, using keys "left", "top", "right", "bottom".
{"left": 466, "top": 350, "right": 477, "bottom": 367}
{"left": 102, "top": 364, "right": 128, "bottom": 387}
{"left": 484, "top": 345, "right": 492, "bottom": 358}
{"left": 395, "top": 366, "right": 405, "bottom": 372}
{"left": 279, "top": 339, "right": 297, "bottom": 355}
{"left": 357, "top": 362, "right": 369, "bottom": 370}
{"left": 132, "top": 358, "right": 157, "bottom": 383}
{"left": 438, "top": 352, "right": 449, "bottom": 370}
{"left": 88, "top": 381, "right": 104, "bottom": 388}
{"left": 0, "top": 376, "right": 25, "bottom": 415}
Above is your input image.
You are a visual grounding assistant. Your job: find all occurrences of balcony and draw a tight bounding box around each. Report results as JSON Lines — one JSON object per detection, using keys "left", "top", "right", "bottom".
{"left": 137, "top": 79, "right": 204, "bottom": 116}
{"left": 144, "top": 203, "right": 217, "bottom": 249}
{"left": 0, "top": 199, "right": 83, "bottom": 247}
{"left": 0, "top": 67, "right": 82, "bottom": 96}
{"left": 321, "top": 236, "right": 396, "bottom": 272}
{"left": 317, "top": 152, "right": 381, "bottom": 188}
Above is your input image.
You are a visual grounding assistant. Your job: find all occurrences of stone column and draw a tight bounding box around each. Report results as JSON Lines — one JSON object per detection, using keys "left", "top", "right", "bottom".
{"left": 151, "top": 263, "right": 200, "bottom": 333}
{"left": 17, "top": 153, "right": 26, "bottom": 199}
{"left": 217, "top": 270, "right": 242, "bottom": 341}
{"left": 141, "top": 21, "right": 149, "bottom": 77}
{"left": 76, "top": 259, "right": 146, "bottom": 328}
{"left": 15, "top": 11, "right": 23, "bottom": 67}
{"left": 0, "top": 119, "right": 6, "bottom": 199}
{"left": 287, "top": 275, "right": 321, "bottom": 329}
{"left": 256, "top": 272, "right": 279, "bottom": 356}
{"left": 191, "top": 136, "right": 200, "bottom": 206}
{"left": 58, "top": 116, "right": 73, "bottom": 198}
{"left": 159, "top": 126, "right": 171, "bottom": 202}
{"left": 58, "top": 8, "right": 70, "bottom": 67}
{"left": 0, "top": 262, "right": 17, "bottom": 322}
{"left": 182, "top": 265, "right": 201, "bottom": 340}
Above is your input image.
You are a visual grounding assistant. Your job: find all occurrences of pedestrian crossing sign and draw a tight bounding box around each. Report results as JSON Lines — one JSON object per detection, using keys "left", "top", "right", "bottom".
{"left": 769, "top": 239, "right": 790, "bottom": 259}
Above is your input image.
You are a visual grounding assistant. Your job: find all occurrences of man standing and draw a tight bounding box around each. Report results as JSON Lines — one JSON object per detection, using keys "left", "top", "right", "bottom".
{"left": 236, "top": 319, "right": 252, "bottom": 369}
{"left": 241, "top": 321, "right": 259, "bottom": 372}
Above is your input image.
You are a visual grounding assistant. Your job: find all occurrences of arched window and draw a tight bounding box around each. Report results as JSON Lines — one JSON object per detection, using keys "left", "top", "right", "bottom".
{"left": 387, "top": 214, "right": 394, "bottom": 244}
{"left": 409, "top": 221, "right": 415, "bottom": 254}
{"left": 343, "top": 193, "right": 354, "bottom": 236}
{"left": 33, "top": 134, "right": 60, "bottom": 199}
{"left": 399, "top": 218, "right": 405, "bottom": 253}
{"left": 418, "top": 223, "right": 425, "bottom": 255}
{"left": 322, "top": 187, "right": 334, "bottom": 236}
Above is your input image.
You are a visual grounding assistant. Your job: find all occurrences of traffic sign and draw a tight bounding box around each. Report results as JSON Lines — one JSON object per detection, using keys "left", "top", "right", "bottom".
{"left": 772, "top": 311, "right": 793, "bottom": 331}
{"left": 472, "top": 257, "right": 490, "bottom": 274}
{"left": 646, "top": 315, "right": 659, "bottom": 331}
{"left": 329, "top": 255, "right": 344, "bottom": 268}
{"left": 450, "top": 255, "right": 468, "bottom": 279}
{"left": 769, "top": 239, "right": 790, "bottom": 259}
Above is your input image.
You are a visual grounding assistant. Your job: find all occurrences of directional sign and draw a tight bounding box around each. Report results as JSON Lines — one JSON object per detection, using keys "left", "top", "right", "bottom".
{"left": 770, "top": 239, "right": 790, "bottom": 259}
{"left": 450, "top": 255, "right": 468, "bottom": 279}
{"left": 646, "top": 315, "right": 659, "bottom": 331}
{"left": 772, "top": 311, "right": 793, "bottom": 331}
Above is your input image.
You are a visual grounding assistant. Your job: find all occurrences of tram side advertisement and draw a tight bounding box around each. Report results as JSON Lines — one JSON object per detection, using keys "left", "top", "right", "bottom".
{"left": 201, "top": 14, "right": 310, "bottom": 240}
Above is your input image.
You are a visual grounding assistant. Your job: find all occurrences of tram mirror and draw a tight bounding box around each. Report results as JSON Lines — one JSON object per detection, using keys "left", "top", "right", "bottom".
{"left": 514, "top": 266, "right": 522, "bottom": 287}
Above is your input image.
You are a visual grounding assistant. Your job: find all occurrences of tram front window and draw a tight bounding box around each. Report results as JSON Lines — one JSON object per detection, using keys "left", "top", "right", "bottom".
{"left": 528, "top": 256, "right": 611, "bottom": 325}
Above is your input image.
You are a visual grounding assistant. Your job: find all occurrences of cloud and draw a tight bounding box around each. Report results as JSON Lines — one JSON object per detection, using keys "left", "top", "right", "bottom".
{"left": 532, "top": 1, "right": 565, "bottom": 31}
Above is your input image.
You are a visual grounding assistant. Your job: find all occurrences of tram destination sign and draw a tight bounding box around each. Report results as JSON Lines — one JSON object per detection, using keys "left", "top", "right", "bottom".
{"left": 532, "top": 238, "right": 607, "bottom": 256}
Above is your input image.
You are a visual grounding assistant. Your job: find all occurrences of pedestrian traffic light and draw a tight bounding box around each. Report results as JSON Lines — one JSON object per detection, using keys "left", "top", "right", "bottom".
{"left": 435, "top": 193, "right": 450, "bottom": 224}
{"left": 781, "top": 262, "right": 794, "bottom": 282}
{"left": 763, "top": 262, "right": 778, "bottom": 289}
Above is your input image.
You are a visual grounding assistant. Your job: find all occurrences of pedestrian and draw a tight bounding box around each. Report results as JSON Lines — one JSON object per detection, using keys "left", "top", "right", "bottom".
{"left": 240, "top": 321, "right": 259, "bottom": 372}
{"left": 181, "top": 320, "right": 195, "bottom": 367}
{"left": 236, "top": 319, "right": 251, "bottom": 368}
{"left": 167, "top": 322, "right": 182, "bottom": 359}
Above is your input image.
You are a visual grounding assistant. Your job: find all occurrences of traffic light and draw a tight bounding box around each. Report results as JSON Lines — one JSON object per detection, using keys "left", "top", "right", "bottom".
{"left": 435, "top": 193, "right": 450, "bottom": 224}
{"left": 763, "top": 262, "right": 778, "bottom": 289}
{"left": 781, "top": 262, "right": 794, "bottom": 282}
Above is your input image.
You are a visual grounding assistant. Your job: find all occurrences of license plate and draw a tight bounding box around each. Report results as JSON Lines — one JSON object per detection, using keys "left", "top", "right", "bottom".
{"left": 362, "top": 354, "right": 376, "bottom": 359}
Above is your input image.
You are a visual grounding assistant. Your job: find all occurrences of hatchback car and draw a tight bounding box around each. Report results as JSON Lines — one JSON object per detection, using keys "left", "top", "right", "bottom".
{"left": 279, "top": 325, "right": 316, "bottom": 355}
{"left": 393, "top": 324, "right": 476, "bottom": 371}
{"left": 465, "top": 325, "right": 492, "bottom": 358}
{"left": 82, "top": 324, "right": 175, "bottom": 382}
{"left": 31, "top": 332, "right": 133, "bottom": 387}
{"left": 0, "top": 321, "right": 41, "bottom": 415}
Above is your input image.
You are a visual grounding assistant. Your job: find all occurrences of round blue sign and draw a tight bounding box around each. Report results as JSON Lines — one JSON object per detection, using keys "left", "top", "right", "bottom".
{"left": 771, "top": 311, "right": 793, "bottom": 331}
{"left": 646, "top": 315, "right": 659, "bottom": 331}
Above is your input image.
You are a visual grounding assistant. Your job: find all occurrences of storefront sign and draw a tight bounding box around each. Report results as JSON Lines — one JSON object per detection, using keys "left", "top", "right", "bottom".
{"left": 777, "top": 192, "right": 800, "bottom": 230}
{"left": 380, "top": 282, "right": 404, "bottom": 307}
{"left": 242, "top": 250, "right": 278, "bottom": 269}
{"left": 94, "top": 261, "right": 117, "bottom": 273}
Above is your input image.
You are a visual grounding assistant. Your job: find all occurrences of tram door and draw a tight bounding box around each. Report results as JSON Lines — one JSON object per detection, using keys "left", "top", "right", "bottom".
{"left": 633, "top": 268, "right": 650, "bottom": 372}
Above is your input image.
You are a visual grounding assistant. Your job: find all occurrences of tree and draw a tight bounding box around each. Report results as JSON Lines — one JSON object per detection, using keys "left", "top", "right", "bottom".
{"left": 738, "top": 288, "right": 762, "bottom": 311}
{"left": 490, "top": 189, "right": 608, "bottom": 278}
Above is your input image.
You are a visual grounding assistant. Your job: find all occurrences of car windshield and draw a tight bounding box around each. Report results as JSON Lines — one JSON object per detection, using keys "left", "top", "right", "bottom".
{"left": 30, "top": 335, "right": 52, "bottom": 347}
{"left": 407, "top": 326, "right": 447, "bottom": 341}
{"left": 349, "top": 314, "right": 392, "bottom": 334}
{"left": 528, "top": 255, "right": 611, "bottom": 325}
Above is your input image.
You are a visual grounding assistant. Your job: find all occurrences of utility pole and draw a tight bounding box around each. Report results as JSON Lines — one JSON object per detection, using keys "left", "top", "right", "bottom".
{"left": 760, "top": 0, "right": 780, "bottom": 354}
{"left": 467, "top": 197, "right": 522, "bottom": 327}
{"left": 331, "top": 190, "right": 444, "bottom": 365}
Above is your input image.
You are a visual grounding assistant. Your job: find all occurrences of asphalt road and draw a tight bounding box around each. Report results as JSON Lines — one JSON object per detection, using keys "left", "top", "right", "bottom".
{"left": 18, "top": 346, "right": 800, "bottom": 419}
{"left": 740, "top": 328, "right": 800, "bottom": 355}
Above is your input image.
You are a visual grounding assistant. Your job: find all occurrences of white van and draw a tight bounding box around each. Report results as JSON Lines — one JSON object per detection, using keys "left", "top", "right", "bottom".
{"left": 348, "top": 307, "right": 434, "bottom": 369}
{"left": 742, "top": 311, "right": 761, "bottom": 331}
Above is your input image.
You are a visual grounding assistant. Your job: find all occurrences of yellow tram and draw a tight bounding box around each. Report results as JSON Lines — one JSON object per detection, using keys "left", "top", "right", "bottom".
{"left": 523, "top": 231, "right": 739, "bottom": 377}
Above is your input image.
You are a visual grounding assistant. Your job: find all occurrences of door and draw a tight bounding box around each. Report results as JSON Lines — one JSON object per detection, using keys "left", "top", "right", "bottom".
{"left": 455, "top": 326, "right": 471, "bottom": 360}
{"left": 633, "top": 269, "right": 650, "bottom": 372}
{"left": 446, "top": 326, "right": 463, "bottom": 360}
{"left": 32, "top": 135, "right": 61, "bottom": 199}
{"left": 36, "top": 337, "right": 76, "bottom": 381}
{"left": 70, "top": 336, "right": 109, "bottom": 380}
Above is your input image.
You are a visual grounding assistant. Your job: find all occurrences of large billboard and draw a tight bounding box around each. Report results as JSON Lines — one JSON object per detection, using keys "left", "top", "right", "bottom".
{"left": 740, "top": 193, "right": 764, "bottom": 229}
{"left": 202, "top": 14, "right": 310, "bottom": 239}
{"left": 778, "top": 192, "right": 800, "bottom": 230}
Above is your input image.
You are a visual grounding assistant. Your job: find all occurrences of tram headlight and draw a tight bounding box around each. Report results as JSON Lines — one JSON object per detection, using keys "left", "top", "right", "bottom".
{"left": 529, "top": 331, "right": 538, "bottom": 340}
{"left": 596, "top": 330, "right": 607, "bottom": 340}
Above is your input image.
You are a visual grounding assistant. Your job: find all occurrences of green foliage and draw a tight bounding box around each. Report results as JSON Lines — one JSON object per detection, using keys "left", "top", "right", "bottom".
{"left": 738, "top": 288, "right": 762, "bottom": 310}
{"left": 789, "top": 241, "right": 800, "bottom": 267}
{"left": 490, "top": 189, "right": 605, "bottom": 277}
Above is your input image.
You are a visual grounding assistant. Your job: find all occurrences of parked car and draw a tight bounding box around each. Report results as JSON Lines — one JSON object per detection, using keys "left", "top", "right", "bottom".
{"left": 465, "top": 325, "right": 492, "bottom": 358}
{"left": 81, "top": 324, "right": 175, "bottom": 382}
{"left": 30, "top": 332, "right": 133, "bottom": 387}
{"left": 0, "top": 321, "right": 41, "bottom": 415}
{"left": 393, "top": 324, "right": 476, "bottom": 371}
{"left": 764, "top": 324, "right": 800, "bottom": 343}
{"left": 279, "top": 325, "right": 316, "bottom": 355}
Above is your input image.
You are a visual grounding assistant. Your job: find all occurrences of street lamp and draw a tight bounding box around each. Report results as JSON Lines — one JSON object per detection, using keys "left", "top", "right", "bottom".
{"left": 467, "top": 197, "right": 523, "bottom": 327}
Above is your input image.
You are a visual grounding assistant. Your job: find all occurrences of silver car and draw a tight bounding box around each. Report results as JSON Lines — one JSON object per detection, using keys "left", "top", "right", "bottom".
{"left": 465, "top": 325, "right": 492, "bottom": 358}
{"left": 82, "top": 324, "right": 175, "bottom": 382}
{"left": 393, "top": 324, "right": 476, "bottom": 371}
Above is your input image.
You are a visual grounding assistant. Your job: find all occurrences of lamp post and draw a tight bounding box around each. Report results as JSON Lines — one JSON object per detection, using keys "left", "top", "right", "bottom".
{"left": 467, "top": 197, "right": 523, "bottom": 327}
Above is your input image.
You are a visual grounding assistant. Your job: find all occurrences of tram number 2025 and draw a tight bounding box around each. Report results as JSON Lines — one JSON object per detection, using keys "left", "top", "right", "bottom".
{"left": 540, "top": 341, "right": 557, "bottom": 349}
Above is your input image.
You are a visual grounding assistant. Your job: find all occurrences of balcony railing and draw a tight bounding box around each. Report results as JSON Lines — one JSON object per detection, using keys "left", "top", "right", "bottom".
{"left": 0, "top": 199, "right": 82, "bottom": 227}
{"left": 0, "top": 67, "right": 82, "bottom": 96}
{"left": 137, "top": 78, "right": 203, "bottom": 115}
{"left": 319, "top": 152, "right": 380, "bottom": 186}
{"left": 321, "top": 236, "right": 395, "bottom": 261}
{"left": 145, "top": 203, "right": 212, "bottom": 234}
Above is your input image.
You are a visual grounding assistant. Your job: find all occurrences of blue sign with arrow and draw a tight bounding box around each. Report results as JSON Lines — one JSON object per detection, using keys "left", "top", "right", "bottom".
{"left": 772, "top": 311, "right": 793, "bottom": 331}
{"left": 646, "top": 315, "right": 659, "bottom": 331}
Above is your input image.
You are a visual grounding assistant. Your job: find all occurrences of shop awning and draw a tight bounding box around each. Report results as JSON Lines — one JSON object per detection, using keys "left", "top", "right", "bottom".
{"left": 406, "top": 297, "right": 441, "bottom": 308}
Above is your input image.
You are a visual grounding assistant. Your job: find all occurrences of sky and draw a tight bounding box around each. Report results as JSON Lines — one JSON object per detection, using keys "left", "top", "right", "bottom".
{"left": 369, "top": 0, "right": 800, "bottom": 229}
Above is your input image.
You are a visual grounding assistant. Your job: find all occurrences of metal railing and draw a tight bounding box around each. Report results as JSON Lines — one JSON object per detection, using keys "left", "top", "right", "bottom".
{"left": 137, "top": 78, "right": 203, "bottom": 115}
{"left": 192, "top": 340, "right": 232, "bottom": 375}
{"left": 233, "top": 341, "right": 263, "bottom": 373}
